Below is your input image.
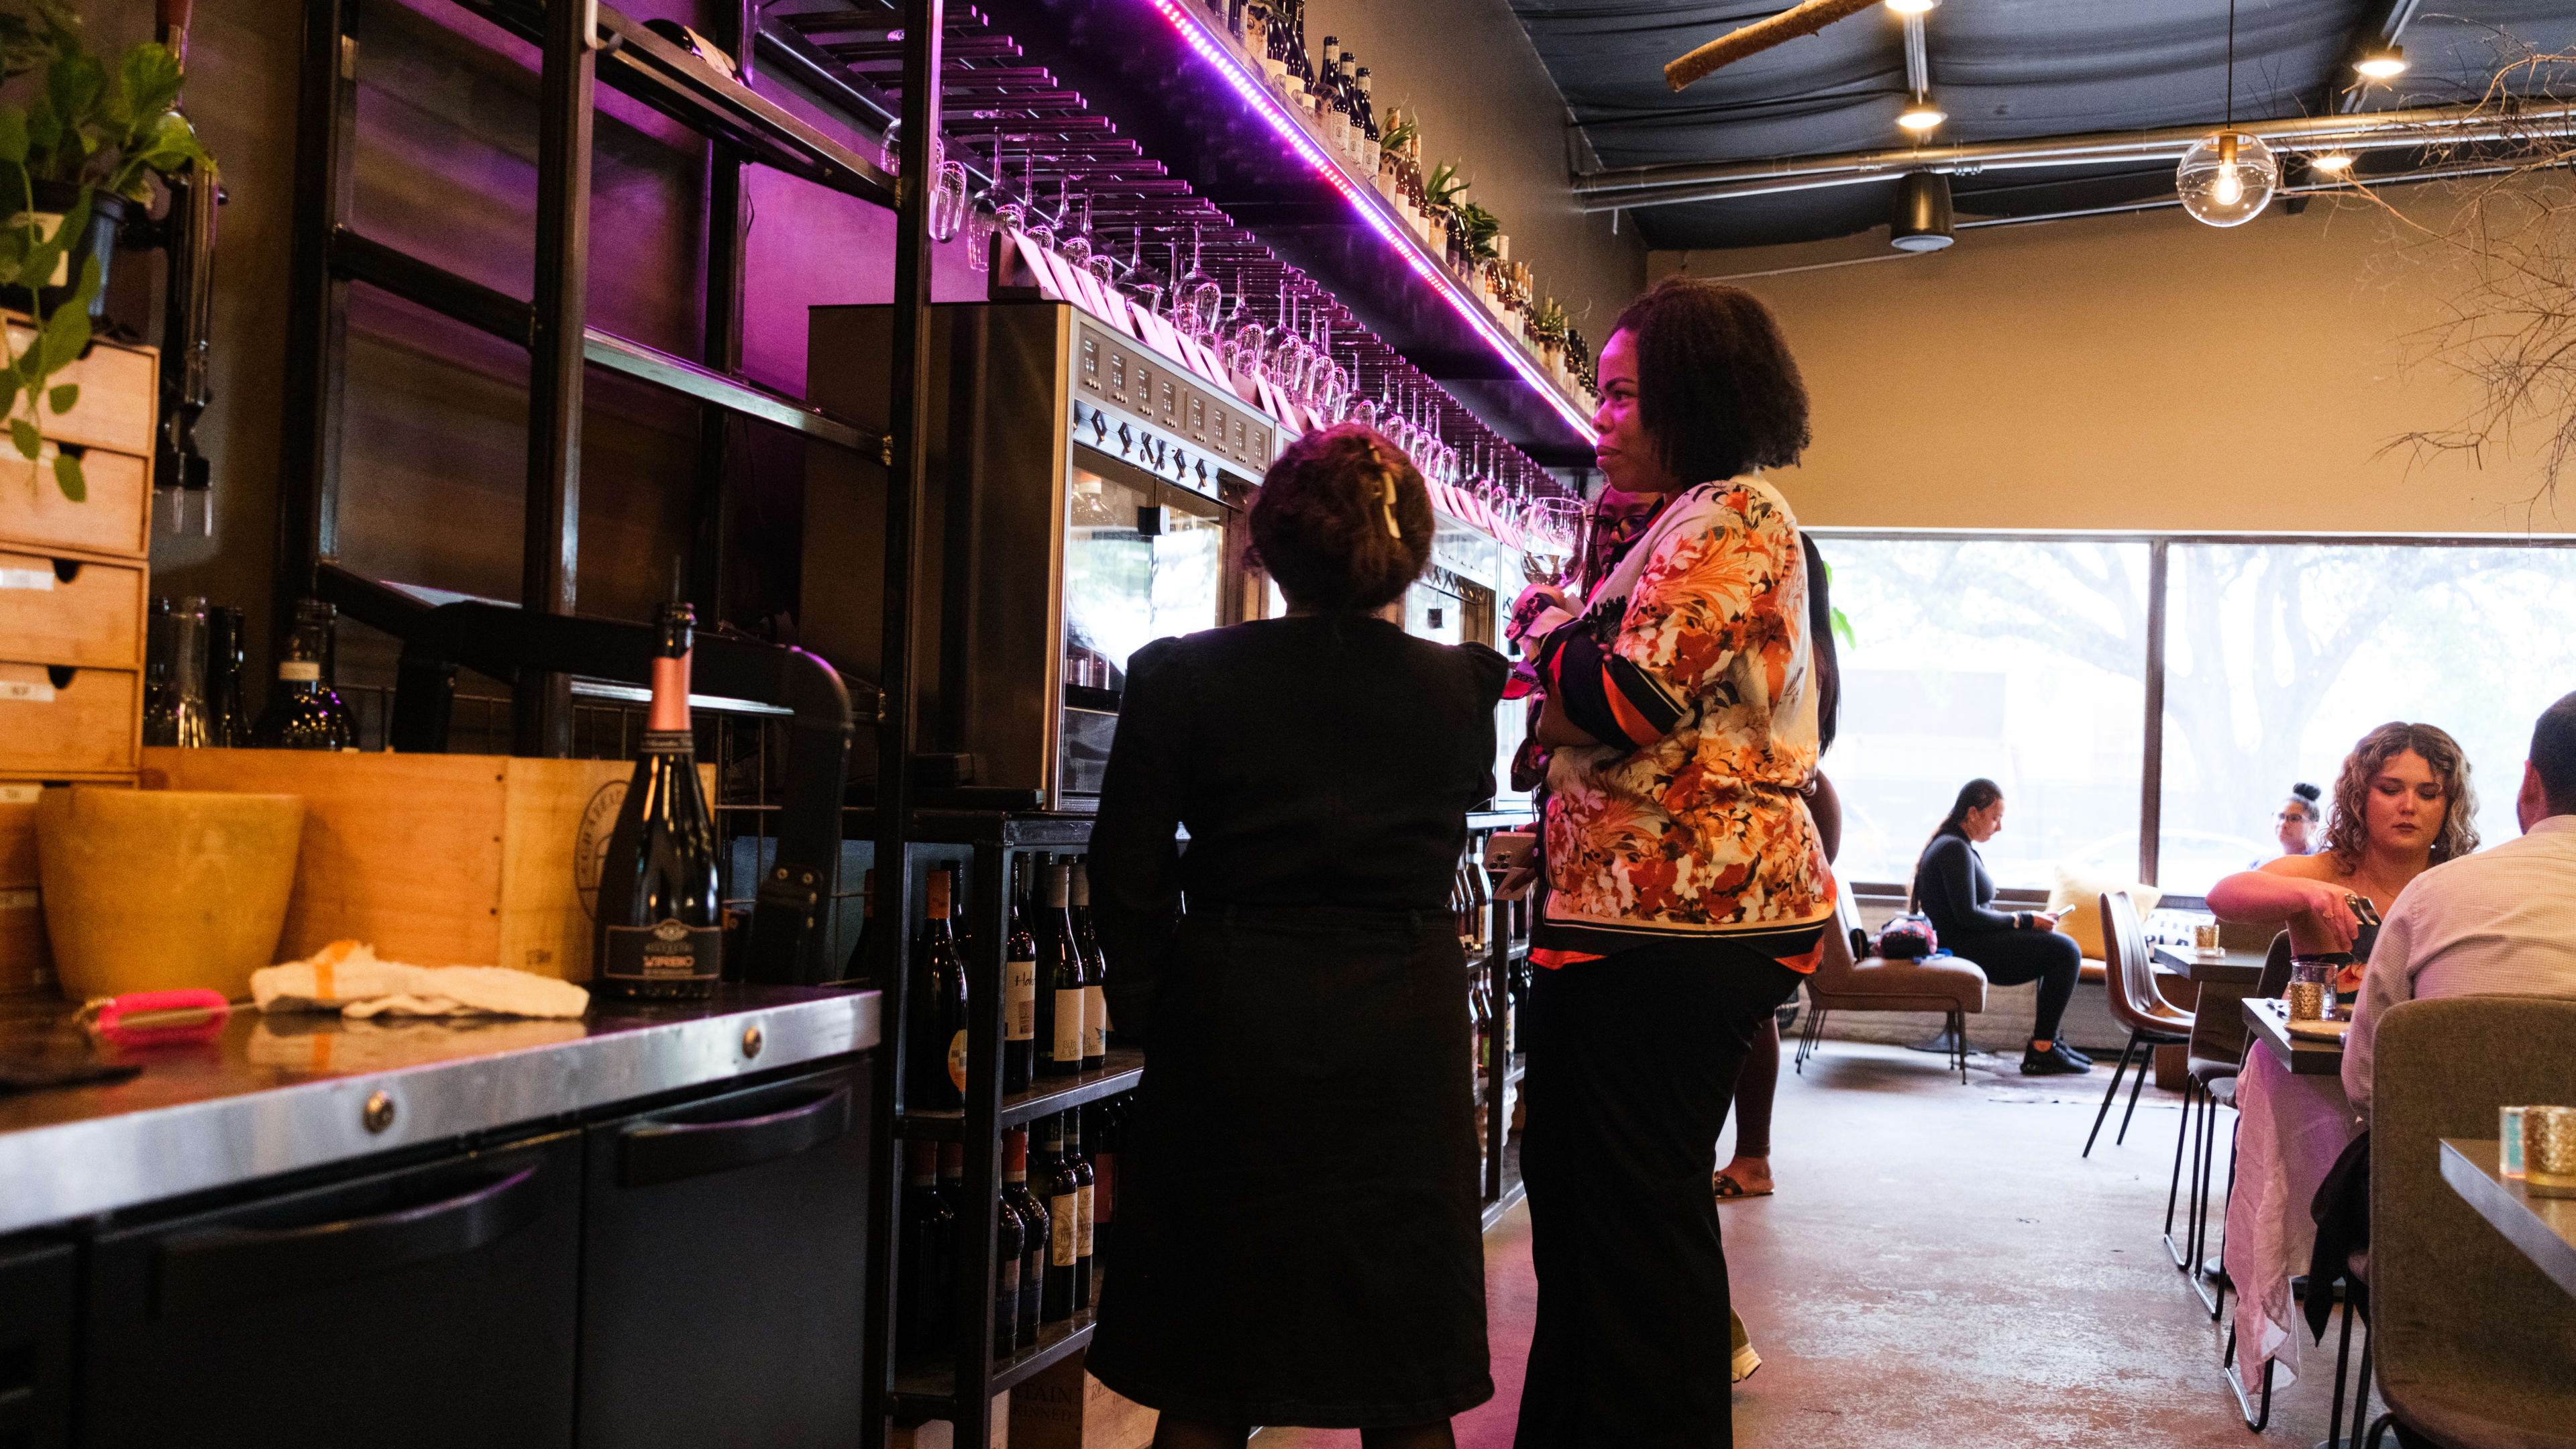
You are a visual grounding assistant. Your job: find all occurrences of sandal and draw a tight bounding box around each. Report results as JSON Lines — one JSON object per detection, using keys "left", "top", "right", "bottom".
{"left": 1713, "top": 1171, "right": 1774, "bottom": 1202}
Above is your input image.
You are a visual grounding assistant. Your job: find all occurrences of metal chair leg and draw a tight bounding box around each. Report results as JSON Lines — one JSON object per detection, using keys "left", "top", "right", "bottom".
{"left": 2189, "top": 1091, "right": 2226, "bottom": 1317}
{"left": 2222, "top": 1324, "right": 2273, "bottom": 1432}
{"left": 2083, "top": 1030, "right": 2142, "bottom": 1156}
{"left": 2163, "top": 1075, "right": 2198, "bottom": 1266}
{"left": 1950, "top": 1006, "right": 1968, "bottom": 1083}
{"left": 1793, "top": 1006, "right": 1827, "bottom": 1074}
{"left": 2326, "top": 1292, "right": 2359, "bottom": 1449}
{"left": 2364, "top": 1412, "right": 2396, "bottom": 1448}
{"left": 2348, "top": 1317, "right": 2375, "bottom": 1447}
{"left": 2114, "top": 1034, "right": 2157, "bottom": 1145}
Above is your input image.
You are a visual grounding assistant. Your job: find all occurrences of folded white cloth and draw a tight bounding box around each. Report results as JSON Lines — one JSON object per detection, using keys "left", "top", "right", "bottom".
{"left": 253, "top": 940, "right": 590, "bottom": 1019}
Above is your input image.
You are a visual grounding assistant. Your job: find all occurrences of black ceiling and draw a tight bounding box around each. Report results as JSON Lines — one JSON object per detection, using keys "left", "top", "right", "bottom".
{"left": 1511, "top": 0, "right": 2576, "bottom": 252}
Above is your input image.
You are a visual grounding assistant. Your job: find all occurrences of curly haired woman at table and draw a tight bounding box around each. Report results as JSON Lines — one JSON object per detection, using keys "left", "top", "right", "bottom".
{"left": 2208, "top": 722, "right": 2481, "bottom": 1000}
{"left": 1909, "top": 780, "right": 2093, "bottom": 1075}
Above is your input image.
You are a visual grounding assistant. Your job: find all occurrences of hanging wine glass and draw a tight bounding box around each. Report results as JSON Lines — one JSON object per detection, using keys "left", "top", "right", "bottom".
{"left": 1022, "top": 168, "right": 1061, "bottom": 255}
{"left": 1083, "top": 205, "right": 1120, "bottom": 288}
{"left": 1346, "top": 364, "right": 1379, "bottom": 429}
{"left": 1216, "top": 272, "right": 1252, "bottom": 374}
{"left": 1226, "top": 273, "right": 1266, "bottom": 380}
{"left": 930, "top": 153, "right": 969, "bottom": 244}
{"left": 1058, "top": 187, "right": 1093, "bottom": 270}
{"left": 1177, "top": 225, "right": 1222, "bottom": 343}
{"left": 1124, "top": 232, "right": 1167, "bottom": 316}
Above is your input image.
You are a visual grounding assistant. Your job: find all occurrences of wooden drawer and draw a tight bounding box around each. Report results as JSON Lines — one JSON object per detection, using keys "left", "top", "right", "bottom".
{"left": 3, "top": 320, "right": 156, "bottom": 457}
{"left": 0, "top": 662, "right": 138, "bottom": 776}
{"left": 0, "top": 447, "right": 152, "bottom": 559}
{"left": 0, "top": 551, "right": 144, "bottom": 669}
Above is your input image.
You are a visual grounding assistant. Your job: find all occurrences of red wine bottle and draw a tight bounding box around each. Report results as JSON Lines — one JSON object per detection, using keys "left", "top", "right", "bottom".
{"left": 1039, "top": 863, "right": 1086, "bottom": 1079}
{"left": 1002, "top": 1128, "right": 1048, "bottom": 1344}
{"left": 1005, "top": 857, "right": 1038, "bottom": 1092}
{"left": 594, "top": 602, "right": 720, "bottom": 1000}
{"left": 910, "top": 868, "right": 969, "bottom": 1111}
{"left": 993, "top": 1161, "right": 1025, "bottom": 1360}
{"left": 1067, "top": 1110, "right": 1097, "bottom": 1311}
{"left": 898, "top": 1140, "right": 954, "bottom": 1361}
{"left": 1070, "top": 859, "right": 1109, "bottom": 1069}
{"left": 1038, "top": 1114, "right": 1080, "bottom": 1322}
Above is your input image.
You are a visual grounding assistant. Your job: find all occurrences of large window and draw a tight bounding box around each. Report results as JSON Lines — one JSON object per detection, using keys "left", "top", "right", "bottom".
{"left": 1817, "top": 533, "right": 2576, "bottom": 900}
{"left": 1817, "top": 539, "right": 2148, "bottom": 892}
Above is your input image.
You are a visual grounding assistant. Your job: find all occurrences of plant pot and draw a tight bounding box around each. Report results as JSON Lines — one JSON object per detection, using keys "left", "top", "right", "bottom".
{"left": 36, "top": 786, "right": 306, "bottom": 1002}
{"left": 3, "top": 180, "right": 127, "bottom": 321}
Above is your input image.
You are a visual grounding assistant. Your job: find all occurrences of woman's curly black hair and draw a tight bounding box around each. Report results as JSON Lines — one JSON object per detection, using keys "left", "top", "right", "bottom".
{"left": 1610, "top": 276, "right": 1812, "bottom": 484}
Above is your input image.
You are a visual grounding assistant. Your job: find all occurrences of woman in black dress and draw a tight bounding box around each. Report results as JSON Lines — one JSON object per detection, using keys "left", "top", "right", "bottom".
{"left": 1087, "top": 423, "right": 1507, "bottom": 1449}
{"left": 1909, "top": 779, "right": 2092, "bottom": 1075}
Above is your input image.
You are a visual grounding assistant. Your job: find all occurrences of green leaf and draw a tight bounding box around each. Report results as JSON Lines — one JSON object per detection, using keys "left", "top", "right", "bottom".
{"left": 50, "top": 449, "right": 80, "bottom": 501}
{"left": 10, "top": 417, "right": 39, "bottom": 460}
{"left": 114, "top": 44, "right": 183, "bottom": 130}
{"left": 13, "top": 185, "right": 87, "bottom": 297}
{"left": 47, "top": 382, "right": 74, "bottom": 415}
{"left": 0, "top": 16, "right": 48, "bottom": 80}
{"left": 1831, "top": 606, "right": 1858, "bottom": 650}
{"left": 37, "top": 256, "right": 97, "bottom": 371}
{"left": 0, "top": 109, "right": 26, "bottom": 167}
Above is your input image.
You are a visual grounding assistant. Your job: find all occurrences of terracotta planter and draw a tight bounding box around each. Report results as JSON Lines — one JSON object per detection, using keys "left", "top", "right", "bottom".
{"left": 36, "top": 786, "right": 305, "bottom": 1002}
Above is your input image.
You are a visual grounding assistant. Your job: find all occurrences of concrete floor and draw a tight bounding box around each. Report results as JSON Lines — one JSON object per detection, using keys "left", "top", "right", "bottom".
{"left": 1258, "top": 1040, "right": 2374, "bottom": 1449}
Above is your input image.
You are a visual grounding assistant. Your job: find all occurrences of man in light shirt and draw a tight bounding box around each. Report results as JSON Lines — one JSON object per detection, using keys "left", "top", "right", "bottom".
{"left": 2345, "top": 691, "right": 2576, "bottom": 1123}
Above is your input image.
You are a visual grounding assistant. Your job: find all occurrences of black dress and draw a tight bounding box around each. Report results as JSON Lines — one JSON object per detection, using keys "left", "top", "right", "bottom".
{"left": 1085, "top": 614, "right": 1508, "bottom": 1429}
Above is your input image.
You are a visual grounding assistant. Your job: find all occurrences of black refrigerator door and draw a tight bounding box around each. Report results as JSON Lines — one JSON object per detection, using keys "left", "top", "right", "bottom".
{"left": 80, "top": 1130, "right": 582, "bottom": 1449}
{"left": 0, "top": 1238, "right": 74, "bottom": 1448}
{"left": 576, "top": 1063, "right": 871, "bottom": 1449}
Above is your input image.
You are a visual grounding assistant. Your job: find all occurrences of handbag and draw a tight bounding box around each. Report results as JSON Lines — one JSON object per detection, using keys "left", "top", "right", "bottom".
{"left": 1874, "top": 913, "right": 1939, "bottom": 960}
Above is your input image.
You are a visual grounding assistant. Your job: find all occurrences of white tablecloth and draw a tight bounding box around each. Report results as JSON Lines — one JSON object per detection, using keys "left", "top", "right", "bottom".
{"left": 2224, "top": 1044, "right": 2361, "bottom": 1388}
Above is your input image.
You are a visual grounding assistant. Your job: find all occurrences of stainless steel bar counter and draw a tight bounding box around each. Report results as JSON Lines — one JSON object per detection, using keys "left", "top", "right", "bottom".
{"left": 0, "top": 985, "right": 881, "bottom": 1236}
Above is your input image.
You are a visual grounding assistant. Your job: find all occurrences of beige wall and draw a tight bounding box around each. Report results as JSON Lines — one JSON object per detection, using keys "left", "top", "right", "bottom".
{"left": 1307, "top": 0, "right": 1647, "bottom": 339}
{"left": 1650, "top": 191, "right": 2574, "bottom": 536}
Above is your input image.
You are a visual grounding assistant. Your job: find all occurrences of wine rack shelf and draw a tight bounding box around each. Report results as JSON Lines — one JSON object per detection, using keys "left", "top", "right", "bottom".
{"left": 891, "top": 1309, "right": 1097, "bottom": 1410}
{"left": 895, "top": 1050, "right": 1146, "bottom": 1139}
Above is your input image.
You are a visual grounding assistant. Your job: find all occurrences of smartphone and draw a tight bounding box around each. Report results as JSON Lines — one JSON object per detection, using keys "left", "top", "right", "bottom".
{"left": 1483, "top": 829, "right": 1536, "bottom": 873}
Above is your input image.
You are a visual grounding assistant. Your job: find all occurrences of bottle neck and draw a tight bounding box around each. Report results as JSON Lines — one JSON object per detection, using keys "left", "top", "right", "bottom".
{"left": 648, "top": 651, "right": 690, "bottom": 733}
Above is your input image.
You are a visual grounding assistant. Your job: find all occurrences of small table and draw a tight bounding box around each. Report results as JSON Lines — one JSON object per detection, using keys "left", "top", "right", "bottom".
{"left": 2242, "top": 997, "right": 2346, "bottom": 1076}
{"left": 2154, "top": 945, "right": 2269, "bottom": 987}
{"left": 2440, "top": 1138, "right": 2576, "bottom": 1299}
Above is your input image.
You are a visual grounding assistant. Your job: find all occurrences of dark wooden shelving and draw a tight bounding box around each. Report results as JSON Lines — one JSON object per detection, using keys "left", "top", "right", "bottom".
{"left": 1481, "top": 1135, "right": 1527, "bottom": 1233}
{"left": 896, "top": 1051, "right": 1146, "bottom": 1139}
{"left": 892, "top": 1311, "right": 1096, "bottom": 1410}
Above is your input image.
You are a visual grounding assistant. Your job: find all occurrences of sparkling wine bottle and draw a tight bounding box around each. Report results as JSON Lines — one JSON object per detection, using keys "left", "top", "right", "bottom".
{"left": 250, "top": 598, "right": 357, "bottom": 750}
{"left": 592, "top": 601, "right": 720, "bottom": 1000}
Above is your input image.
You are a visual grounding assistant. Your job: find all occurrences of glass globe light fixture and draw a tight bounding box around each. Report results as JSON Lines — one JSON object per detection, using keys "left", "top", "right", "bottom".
{"left": 2176, "top": 130, "right": 2277, "bottom": 228}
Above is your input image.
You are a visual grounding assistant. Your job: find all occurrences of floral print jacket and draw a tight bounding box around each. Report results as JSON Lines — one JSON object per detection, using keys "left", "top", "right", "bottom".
{"left": 1531, "top": 478, "right": 1834, "bottom": 969}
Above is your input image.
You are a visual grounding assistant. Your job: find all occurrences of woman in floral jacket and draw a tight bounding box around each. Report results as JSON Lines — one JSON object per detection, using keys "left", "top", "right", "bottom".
{"left": 1507, "top": 278, "right": 1835, "bottom": 1449}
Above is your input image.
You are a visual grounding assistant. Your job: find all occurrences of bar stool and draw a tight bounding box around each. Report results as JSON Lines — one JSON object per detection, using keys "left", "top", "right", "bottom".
{"left": 2082, "top": 890, "right": 2192, "bottom": 1157}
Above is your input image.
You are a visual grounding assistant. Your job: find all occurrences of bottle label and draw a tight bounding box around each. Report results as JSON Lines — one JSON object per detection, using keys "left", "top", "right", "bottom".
{"left": 1075, "top": 1183, "right": 1095, "bottom": 1258}
{"left": 637, "top": 728, "right": 694, "bottom": 755}
{"left": 1007, "top": 959, "right": 1037, "bottom": 1041}
{"left": 998, "top": 1256, "right": 1018, "bottom": 1299}
{"left": 1051, "top": 1192, "right": 1079, "bottom": 1267}
{"left": 1083, "top": 984, "right": 1109, "bottom": 1058}
{"left": 1052, "top": 987, "right": 1085, "bottom": 1065}
{"left": 946, "top": 1030, "right": 968, "bottom": 1093}
{"left": 276, "top": 661, "right": 321, "bottom": 682}
{"left": 603, "top": 918, "right": 720, "bottom": 981}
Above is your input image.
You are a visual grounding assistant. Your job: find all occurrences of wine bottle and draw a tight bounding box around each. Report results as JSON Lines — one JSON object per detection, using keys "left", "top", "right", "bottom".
{"left": 207, "top": 604, "right": 249, "bottom": 747}
{"left": 898, "top": 1140, "right": 955, "bottom": 1361}
{"left": 1069, "top": 859, "right": 1110, "bottom": 1068}
{"left": 250, "top": 598, "right": 358, "bottom": 750}
{"left": 1002, "top": 1128, "right": 1048, "bottom": 1344}
{"left": 1038, "top": 1114, "right": 1080, "bottom": 1322}
{"left": 1006, "top": 857, "right": 1038, "bottom": 1092}
{"left": 1318, "top": 35, "right": 1346, "bottom": 151}
{"left": 994, "top": 1179, "right": 1024, "bottom": 1360}
{"left": 910, "top": 867, "right": 969, "bottom": 1110}
{"left": 933, "top": 1141, "right": 967, "bottom": 1351}
{"left": 1088, "top": 1099, "right": 1124, "bottom": 1301}
{"left": 1040, "top": 863, "right": 1086, "bottom": 1079}
{"left": 592, "top": 602, "right": 721, "bottom": 1000}
{"left": 1067, "top": 1110, "right": 1097, "bottom": 1311}
{"left": 141, "top": 595, "right": 176, "bottom": 746}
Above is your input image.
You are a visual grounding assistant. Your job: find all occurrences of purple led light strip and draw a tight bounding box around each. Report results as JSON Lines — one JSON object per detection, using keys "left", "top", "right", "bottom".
{"left": 1143, "top": 0, "right": 1593, "bottom": 438}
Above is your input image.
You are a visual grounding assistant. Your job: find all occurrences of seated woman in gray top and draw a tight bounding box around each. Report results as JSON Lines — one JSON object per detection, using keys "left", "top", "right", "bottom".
{"left": 1909, "top": 780, "right": 2092, "bottom": 1075}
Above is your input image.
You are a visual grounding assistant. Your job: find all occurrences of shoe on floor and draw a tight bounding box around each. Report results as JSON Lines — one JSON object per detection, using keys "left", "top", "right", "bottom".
{"left": 2021, "top": 1041, "right": 2092, "bottom": 1075}
{"left": 1730, "top": 1342, "right": 1761, "bottom": 1383}
{"left": 2060, "top": 1044, "right": 2094, "bottom": 1067}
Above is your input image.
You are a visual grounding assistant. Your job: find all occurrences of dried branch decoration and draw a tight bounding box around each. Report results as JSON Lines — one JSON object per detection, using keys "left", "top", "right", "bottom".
{"left": 1664, "top": 0, "right": 1882, "bottom": 93}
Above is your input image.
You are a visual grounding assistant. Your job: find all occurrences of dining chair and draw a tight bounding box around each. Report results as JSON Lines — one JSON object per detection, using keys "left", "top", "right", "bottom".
{"left": 2082, "top": 890, "right": 2193, "bottom": 1157}
{"left": 2362, "top": 997, "right": 2576, "bottom": 1449}
{"left": 1795, "top": 877, "right": 1988, "bottom": 1084}
{"left": 2169, "top": 932, "right": 2293, "bottom": 1318}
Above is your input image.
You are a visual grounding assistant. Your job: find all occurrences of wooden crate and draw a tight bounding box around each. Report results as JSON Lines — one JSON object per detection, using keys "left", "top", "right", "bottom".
{"left": 1008, "top": 1354, "right": 1157, "bottom": 1449}
{"left": 140, "top": 748, "right": 714, "bottom": 979}
{"left": 1, "top": 319, "right": 156, "bottom": 458}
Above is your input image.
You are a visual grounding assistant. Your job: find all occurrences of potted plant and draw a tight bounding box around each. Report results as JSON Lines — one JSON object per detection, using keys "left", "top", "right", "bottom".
{"left": 0, "top": 1, "right": 213, "bottom": 500}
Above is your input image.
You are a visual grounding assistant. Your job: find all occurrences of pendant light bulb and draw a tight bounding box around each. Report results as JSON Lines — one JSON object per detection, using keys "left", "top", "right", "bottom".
{"left": 1897, "top": 94, "right": 1946, "bottom": 133}
{"left": 2177, "top": 129, "right": 2276, "bottom": 227}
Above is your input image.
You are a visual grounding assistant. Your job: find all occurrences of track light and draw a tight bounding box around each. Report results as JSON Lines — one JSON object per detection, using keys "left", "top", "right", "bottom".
{"left": 2355, "top": 43, "right": 2407, "bottom": 78}
{"left": 1897, "top": 94, "right": 1945, "bottom": 133}
{"left": 2309, "top": 152, "right": 2355, "bottom": 174}
{"left": 1888, "top": 171, "right": 1954, "bottom": 251}
{"left": 1885, "top": 0, "right": 1939, "bottom": 12}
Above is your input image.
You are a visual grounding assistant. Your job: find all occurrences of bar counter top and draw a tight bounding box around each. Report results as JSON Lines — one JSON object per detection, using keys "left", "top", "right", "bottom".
{"left": 0, "top": 984, "right": 881, "bottom": 1237}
